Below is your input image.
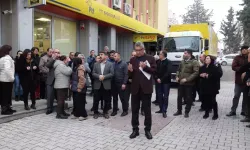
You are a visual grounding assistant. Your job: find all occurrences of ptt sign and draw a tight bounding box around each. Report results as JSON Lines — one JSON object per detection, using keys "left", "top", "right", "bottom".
{"left": 133, "top": 34, "right": 157, "bottom": 42}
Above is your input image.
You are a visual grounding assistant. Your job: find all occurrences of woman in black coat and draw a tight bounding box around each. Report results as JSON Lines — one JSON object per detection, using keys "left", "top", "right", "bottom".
{"left": 199, "top": 55, "right": 221, "bottom": 120}
{"left": 16, "top": 49, "right": 39, "bottom": 110}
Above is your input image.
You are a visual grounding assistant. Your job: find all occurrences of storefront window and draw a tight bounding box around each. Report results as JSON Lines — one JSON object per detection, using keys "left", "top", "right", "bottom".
{"left": 34, "top": 12, "right": 51, "bottom": 54}
{"left": 53, "top": 17, "right": 76, "bottom": 55}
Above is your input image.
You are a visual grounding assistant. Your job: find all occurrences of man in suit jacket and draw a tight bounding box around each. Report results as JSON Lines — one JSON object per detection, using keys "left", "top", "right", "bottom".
{"left": 128, "top": 42, "right": 156, "bottom": 140}
{"left": 92, "top": 51, "right": 114, "bottom": 119}
{"left": 45, "top": 49, "right": 60, "bottom": 115}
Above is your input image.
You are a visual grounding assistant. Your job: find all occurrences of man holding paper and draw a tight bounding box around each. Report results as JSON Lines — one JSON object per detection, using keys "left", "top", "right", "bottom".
{"left": 128, "top": 41, "right": 156, "bottom": 140}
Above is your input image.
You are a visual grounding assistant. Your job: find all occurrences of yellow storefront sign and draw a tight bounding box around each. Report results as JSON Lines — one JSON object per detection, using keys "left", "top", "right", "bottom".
{"left": 46, "top": 0, "right": 164, "bottom": 35}
{"left": 27, "top": 0, "right": 46, "bottom": 7}
{"left": 133, "top": 34, "right": 157, "bottom": 42}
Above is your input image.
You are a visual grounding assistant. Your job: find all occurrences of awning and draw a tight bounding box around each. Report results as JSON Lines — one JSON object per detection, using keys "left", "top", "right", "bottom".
{"left": 46, "top": 0, "right": 164, "bottom": 35}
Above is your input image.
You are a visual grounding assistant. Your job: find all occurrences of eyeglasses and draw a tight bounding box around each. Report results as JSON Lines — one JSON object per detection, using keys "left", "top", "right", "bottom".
{"left": 135, "top": 48, "right": 143, "bottom": 52}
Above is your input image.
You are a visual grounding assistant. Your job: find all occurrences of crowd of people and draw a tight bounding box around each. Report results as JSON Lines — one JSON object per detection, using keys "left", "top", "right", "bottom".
{"left": 0, "top": 42, "right": 250, "bottom": 140}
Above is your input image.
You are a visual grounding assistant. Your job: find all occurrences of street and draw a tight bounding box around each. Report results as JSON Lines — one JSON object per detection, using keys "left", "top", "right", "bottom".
{"left": 0, "top": 66, "right": 250, "bottom": 150}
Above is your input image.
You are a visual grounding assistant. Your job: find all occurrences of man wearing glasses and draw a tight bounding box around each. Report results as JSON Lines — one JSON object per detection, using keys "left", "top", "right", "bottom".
{"left": 128, "top": 42, "right": 156, "bottom": 140}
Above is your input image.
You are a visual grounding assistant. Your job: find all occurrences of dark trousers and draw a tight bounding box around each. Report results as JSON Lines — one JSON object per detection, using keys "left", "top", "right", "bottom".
{"left": 22, "top": 81, "right": 36, "bottom": 106}
{"left": 56, "top": 88, "right": 67, "bottom": 115}
{"left": 131, "top": 88, "right": 152, "bottom": 131}
{"left": 72, "top": 92, "right": 77, "bottom": 114}
{"left": 177, "top": 85, "right": 193, "bottom": 113}
{"left": 0, "top": 82, "right": 13, "bottom": 111}
{"left": 46, "top": 84, "right": 55, "bottom": 111}
{"left": 40, "top": 81, "right": 46, "bottom": 99}
{"left": 202, "top": 94, "right": 218, "bottom": 115}
{"left": 113, "top": 83, "right": 128, "bottom": 112}
{"left": 157, "top": 83, "right": 170, "bottom": 113}
{"left": 93, "top": 84, "right": 111, "bottom": 114}
{"left": 73, "top": 92, "right": 88, "bottom": 117}
{"left": 244, "top": 86, "right": 250, "bottom": 118}
{"left": 231, "top": 84, "right": 247, "bottom": 113}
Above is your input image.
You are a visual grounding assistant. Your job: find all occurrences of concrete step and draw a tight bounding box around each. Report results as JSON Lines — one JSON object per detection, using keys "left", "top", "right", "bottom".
{"left": 0, "top": 100, "right": 73, "bottom": 124}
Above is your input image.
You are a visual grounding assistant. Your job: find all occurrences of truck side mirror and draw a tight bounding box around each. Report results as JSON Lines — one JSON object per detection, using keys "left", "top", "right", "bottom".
{"left": 204, "top": 39, "right": 209, "bottom": 50}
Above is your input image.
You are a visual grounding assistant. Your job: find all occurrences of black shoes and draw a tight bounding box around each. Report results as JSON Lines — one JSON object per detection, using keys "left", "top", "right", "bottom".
{"left": 30, "top": 104, "right": 36, "bottom": 110}
{"left": 203, "top": 113, "right": 209, "bottom": 119}
{"left": 163, "top": 112, "right": 167, "bottom": 118}
{"left": 241, "top": 112, "right": 246, "bottom": 116}
{"left": 152, "top": 100, "right": 159, "bottom": 105}
{"left": 111, "top": 111, "right": 117, "bottom": 116}
{"left": 184, "top": 113, "right": 189, "bottom": 118}
{"left": 46, "top": 110, "right": 53, "bottom": 115}
{"left": 173, "top": 111, "right": 182, "bottom": 116}
{"left": 93, "top": 113, "right": 99, "bottom": 119}
{"left": 155, "top": 110, "right": 162, "bottom": 113}
{"left": 121, "top": 112, "right": 128, "bottom": 117}
{"left": 24, "top": 105, "right": 30, "bottom": 110}
{"left": 129, "top": 130, "right": 139, "bottom": 139}
{"left": 56, "top": 114, "right": 68, "bottom": 119}
{"left": 145, "top": 130, "right": 153, "bottom": 140}
{"left": 104, "top": 113, "right": 110, "bottom": 119}
{"left": 1, "top": 109, "right": 13, "bottom": 115}
{"left": 240, "top": 118, "right": 250, "bottom": 122}
{"left": 63, "top": 111, "right": 70, "bottom": 117}
{"left": 212, "top": 115, "right": 218, "bottom": 120}
{"left": 226, "top": 112, "right": 236, "bottom": 117}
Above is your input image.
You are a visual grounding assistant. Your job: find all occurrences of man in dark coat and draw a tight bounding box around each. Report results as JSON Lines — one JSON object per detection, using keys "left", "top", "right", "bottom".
{"left": 128, "top": 41, "right": 156, "bottom": 140}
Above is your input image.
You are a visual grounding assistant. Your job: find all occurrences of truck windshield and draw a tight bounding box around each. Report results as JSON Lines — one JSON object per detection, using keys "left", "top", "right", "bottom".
{"left": 162, "top": 36, "right": 200, "bottom": 52}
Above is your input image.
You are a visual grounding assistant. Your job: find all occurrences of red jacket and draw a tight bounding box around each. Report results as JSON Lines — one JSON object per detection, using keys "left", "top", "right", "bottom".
{"left": 129, "top": 54, "right": 156, "bottom": 95}
{"left": 232, "top": 54, "right": 248, "bottom": 85}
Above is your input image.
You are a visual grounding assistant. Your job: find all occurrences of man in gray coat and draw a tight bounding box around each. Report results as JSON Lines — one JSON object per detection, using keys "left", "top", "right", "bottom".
{"left": 45, "top": 49, "right": 60, "bottom": 115}
{"left": 92, "top": 51, "right": 114, "bottom": 119}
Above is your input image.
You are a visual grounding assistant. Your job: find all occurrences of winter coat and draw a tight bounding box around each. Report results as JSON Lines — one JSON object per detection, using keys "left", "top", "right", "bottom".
{"left": 176, "top": 59, "right": 200, "bottom": 85}
{"left": 71, "top": 65, "right": 86, "bottom": 93}
{"left": 199, "top": 64, "right": 221, "bottom": 95}
{"left": 155, "top": 58, "right": 172, "bottom": 84}
{"left": 232, "top": 54, "right": 248, "bottom": 85}
{"left": 53, "top": 60, "right": 72, "bottom": 89}
{"left": 0, "top": 55, "right": 15, "bottom": 82}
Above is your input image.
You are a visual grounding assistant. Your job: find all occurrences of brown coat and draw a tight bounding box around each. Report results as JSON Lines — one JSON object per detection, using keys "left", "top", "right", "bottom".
{"left": 129, "top": 54, "right": 156, "bottom": 95}
{"left": 232, "top": 54, "right": 248, "bottom": 85}
{"left": 77, "top": 65, "right": 86, "bottom": 92}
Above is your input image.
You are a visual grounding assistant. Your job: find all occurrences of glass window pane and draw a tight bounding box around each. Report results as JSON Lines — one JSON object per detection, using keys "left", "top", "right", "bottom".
{"left": 53, "top": 17, "right": 76, "bottom": 55}
{"left": 34, "top": 12, "right": 52, "bottom": 54}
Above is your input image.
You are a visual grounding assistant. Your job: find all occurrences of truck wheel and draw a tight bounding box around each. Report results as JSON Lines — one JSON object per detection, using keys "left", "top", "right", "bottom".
{"left": 221, "top": 61, "right": 227, "bottom": 66}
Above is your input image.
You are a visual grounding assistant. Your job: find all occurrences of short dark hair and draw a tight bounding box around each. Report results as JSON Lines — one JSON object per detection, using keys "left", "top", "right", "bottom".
{"left": 241, "top": 45, "right": 249, "bottom": 51}
{"left": 31, "top": 47, "right": 39, "bottom": 52}
{"left": 90, "top": 50, "right": 95, "bottom": 53}
{"left": 16, "top": 50, "right": 22, "bottom": 55}
{"left": 22, "top": 49, "right": 31, "bottom": 58}
{"left": 59, "top": 55, "right": 67, "bottom": 61}
{"left": 160, "top": 50, "right": 167, "bottom": 57}
{"left": 47, "top": 48, "right": 52, "bottom": 52}
{"left": 0, "top": 45, "right": 12, "bottom": 58}
{"left": 185, "top": 49, "right": 193, "bottom": 56}
{"left": 74, "top": 52, "right": 80, "bottom": 57}
{"left": 99, "top": 51, "right": 108, "bottom": 56}
{"left": 69, "top": 52, "right": 74, "bottom": 55}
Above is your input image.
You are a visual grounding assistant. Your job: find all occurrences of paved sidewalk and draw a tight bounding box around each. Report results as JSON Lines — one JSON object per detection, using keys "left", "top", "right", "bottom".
{"left": 0, "top": 81, "right": 250, "bottom": 150}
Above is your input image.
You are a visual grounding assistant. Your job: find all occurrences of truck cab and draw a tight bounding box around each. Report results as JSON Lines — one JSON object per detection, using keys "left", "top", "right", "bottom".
{"left": 162, "top": 31, "right": 206, "bottom": 82}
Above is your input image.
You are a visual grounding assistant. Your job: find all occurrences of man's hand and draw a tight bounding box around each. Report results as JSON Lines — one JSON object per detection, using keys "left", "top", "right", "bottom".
{"left": 33, "top": 66, "right": 37, "bottom": 70}
{"left": 200, "top": 73, "right": 206, "bottom": 78}
{"left": 247, "top": 82, "right": 250, "bottom": 86}
{"left": 27, "top": 66, "right": 31, "bottom": 70}
{"left": 205, "top": 73, "right": 209, "bottom": 78}
{"left": 128, "top": 63, "right": 133, "bottom": 72}
{"left": 157, "top": 79, "right": 161, "bottom": 83}
{"left": 121, "top": 84, "right": 126, "bottom": 90}
{"left": 180, "top": 78, "right": 187, "bottom": 83}
{"left": 176, "top": 77, "right": 179, "bottom": 82}
{"left": 77, "top": 89, "right": 81, "bottom": 92}
{"left": 99, "top": 75, "right": 104, "bottom": 81}
{"left": 139, "top": 61, "right": 146, "bottom": 69}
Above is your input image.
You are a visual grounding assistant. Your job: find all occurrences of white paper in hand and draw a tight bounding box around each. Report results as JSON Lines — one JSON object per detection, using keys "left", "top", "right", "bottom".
{"left": 139, "top": 60, "right": 151, "bottom": 80}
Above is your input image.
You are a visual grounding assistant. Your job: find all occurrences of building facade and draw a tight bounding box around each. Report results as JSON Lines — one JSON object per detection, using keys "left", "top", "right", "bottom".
{"left": 0, "top": 0, "right": 168, "bottom": 61}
